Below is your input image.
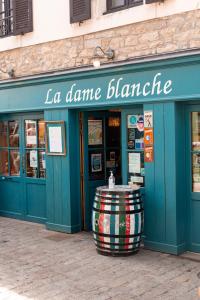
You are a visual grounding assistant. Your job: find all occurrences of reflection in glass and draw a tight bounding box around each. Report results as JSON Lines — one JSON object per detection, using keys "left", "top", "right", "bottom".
{"left": 39, "top": 151, "right": 46, "bottom": 178}
{"left": 9, "top": 121, "right": 19, "bottom": 147}
{"left": 0, "top": 122, "right": 8, "bottom": 147}
{"left": 26, "top": 150, "right": 37, "bottom": 178}
{"left": 38, "top": 121, "right": 45, "bottom": 148}
{"left": 0, "top": 150, "right": 8, "bottom": 176}
{"left": 192, "top": 153, "right": 200, "bottom": 192}
{"left": 10, "top": 150, "right": 20, "bottom": 176}
{"left": 111, "top": 0, "right": 125, "bottom": 7}
{"left": 192, "top": 112, "right": 200, "bottom": 151}
{"left": 25, "top": 120, "right": 37, "bottom": 148}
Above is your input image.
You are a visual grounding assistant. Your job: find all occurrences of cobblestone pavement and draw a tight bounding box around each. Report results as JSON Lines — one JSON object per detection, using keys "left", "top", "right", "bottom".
{"left": 0, "top": 217, "right": 200, "bottom": 300}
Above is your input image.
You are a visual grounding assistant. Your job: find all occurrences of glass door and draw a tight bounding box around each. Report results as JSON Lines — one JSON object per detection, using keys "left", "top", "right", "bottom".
{"left": 0, "top": 114, "right": 46, "bottom": 223}
{"left": 83, "top": 110, "right": 121, "bottom": 230}
{"left": 0, "top": 118, "right": 22, "bottom": 217}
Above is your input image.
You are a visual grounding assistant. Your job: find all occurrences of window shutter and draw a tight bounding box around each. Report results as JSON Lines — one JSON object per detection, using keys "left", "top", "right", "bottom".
{"left": 70, "top": 0, "right": 91, "bottom": 24}
{"left": 13, "top": 0, "right": 33, "bottom": 35}
{"left": 146, "top": 0, "right": 162, "bottom": 3}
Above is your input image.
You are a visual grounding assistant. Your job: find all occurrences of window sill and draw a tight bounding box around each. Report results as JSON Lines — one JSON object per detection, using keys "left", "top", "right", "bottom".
{"left": 104, "top": 2, "right": 143, "bottom": 15}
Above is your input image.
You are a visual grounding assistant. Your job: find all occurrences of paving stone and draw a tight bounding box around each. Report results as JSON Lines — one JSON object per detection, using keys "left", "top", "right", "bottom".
{"left": 0, "top": 217, "right": 200, "bottom": 300}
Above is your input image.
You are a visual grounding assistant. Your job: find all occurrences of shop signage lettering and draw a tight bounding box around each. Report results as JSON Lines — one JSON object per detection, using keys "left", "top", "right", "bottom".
{"left": 44, "top": 72, "right": 172, "bottom": 105}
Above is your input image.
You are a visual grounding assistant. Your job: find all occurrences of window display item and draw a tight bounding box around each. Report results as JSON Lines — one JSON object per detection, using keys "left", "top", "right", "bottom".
{"left": 108, "top": 171, "right": 115, "bottom": 189}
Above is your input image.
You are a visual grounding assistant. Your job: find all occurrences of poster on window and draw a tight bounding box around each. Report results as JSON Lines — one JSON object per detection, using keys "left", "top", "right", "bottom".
{"left": 91, "top": 153, "right": 102, "bottom": 173}
{"left": 128, "top": 152, "right": 141, "bottom": 174}
{"left": 26, "top": 120, "right": 37, "bottom": 146}
{"left": 88, "top": 120, "right": 103, "bottom": 146}
{"left": 144, "top": 146, "right": 154, "bottom": 162}
{"left": 144, "top": 128, "right": 154, "bottom": 145}
{"left": 144, "top": 111, "right": 153, "bottom": 128}
{"left": 30, "top": 150, "right": 38, "bottom": 168}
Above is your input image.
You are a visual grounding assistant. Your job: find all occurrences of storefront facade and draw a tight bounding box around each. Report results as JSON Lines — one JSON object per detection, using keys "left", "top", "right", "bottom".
{"left": 0, "top": 53, "right": 200, "bottom": 254}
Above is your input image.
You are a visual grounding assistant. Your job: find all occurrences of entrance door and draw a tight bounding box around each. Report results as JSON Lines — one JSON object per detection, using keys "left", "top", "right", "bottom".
{"left": 82, "top": 110, "right": 121, "bottom": 230}
{"left": 0, "top": 114, "right": 46, "bottom": 223}
{"left": 186, "top": 107, "right": 200, "bottom": 252}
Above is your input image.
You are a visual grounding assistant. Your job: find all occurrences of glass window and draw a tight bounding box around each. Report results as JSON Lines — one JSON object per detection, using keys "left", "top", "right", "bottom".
{"left": 9, "top": 121, "right": 19, "bottom": 147}
{"left": 111, "top": 0, "right": 125, "bottom": 8}
{"left": 24, "top": 119, "right": 46, "bottom": 179}
{"left": 0, "top": 121, "right": 8, "bottom": 147}
{"left": 38, "top": 121, "right": 45, "bottom": 148}
{"left": 25, "top": 120, "right": 37, "bottom": 148}
{"left": 127, "top": 114, "right": 144, "bottom": 188}
{"left": 0, "top": 150, "right": 8, "bottom": 176}
{"left": 191, "top": 112, "right": 200, "bottom": 192}
{"left": 10, "top": 150, "right": 20, "bottom": 176}
{"left": 192, "top": 112, "right": 200, "bottom": 151}
{"left": 26, "top": 150, "right": 37, "bottom": 178}
{"left": 108, "top": 0, "right": 142, "bottom": 10}
{"left": 39, "top": 151, "right": 46, "bottom": 178}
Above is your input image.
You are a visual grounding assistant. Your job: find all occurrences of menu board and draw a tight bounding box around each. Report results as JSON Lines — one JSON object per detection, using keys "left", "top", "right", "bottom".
{"left": 45, "top": 121, "right": 66, "bottom": 156}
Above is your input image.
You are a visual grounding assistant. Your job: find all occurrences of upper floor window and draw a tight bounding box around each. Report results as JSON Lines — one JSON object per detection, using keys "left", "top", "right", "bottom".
{"left": 107, "top": 0, "right": 143, "bottom": 11}
{"left": 0, "top": 0, "right": 33, "bottom": 38}
{"left": 0, "top": 0, "right": 13, "bottom": 37}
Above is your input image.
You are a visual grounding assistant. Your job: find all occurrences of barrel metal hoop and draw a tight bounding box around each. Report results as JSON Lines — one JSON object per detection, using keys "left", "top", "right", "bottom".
{"left": 93, "top": 200, "right": 143, "bottom": 206}
{"left": 95, "top": 192, "right": 140, "bottom": 200}
{"left": 96, "top": 244, "right": 140, "bottom": 252}
{"left": 93, "top": 238, "right": 141, "bottom": 246}
{"left": 93, "top": 231, "right": 143, "bottom": 238}
{"left": 92, "top": 207, "right": 143, "bottom": 215}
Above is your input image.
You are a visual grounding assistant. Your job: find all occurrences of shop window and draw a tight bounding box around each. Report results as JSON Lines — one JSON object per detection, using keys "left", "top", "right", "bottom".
{"left": 25, "top": 120, "right": 46, "bottom": 179}
{"left": 0, "top": 120, "right": 20, "bottom": 176}
{"left": 127, "top": 114, "right": 144, "bottom": 188}
{"left": 0, "top": 0, "right": 33, "bottom": 38}
{"left": 191, "top": 112, "right": 200, "bottom": 192}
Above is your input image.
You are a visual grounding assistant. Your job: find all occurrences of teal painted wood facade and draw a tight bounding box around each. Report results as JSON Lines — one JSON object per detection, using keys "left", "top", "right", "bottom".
{"left": 0, "top": 54, "right": 200, "bottom": 254}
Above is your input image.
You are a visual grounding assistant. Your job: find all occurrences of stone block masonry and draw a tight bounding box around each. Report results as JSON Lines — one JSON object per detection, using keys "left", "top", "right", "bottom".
{"left": 0, "top": 9, "right": 200, "bottom": 79}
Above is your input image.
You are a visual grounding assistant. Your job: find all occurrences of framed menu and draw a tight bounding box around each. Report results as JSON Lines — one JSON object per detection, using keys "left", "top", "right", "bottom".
{"left": 45, "top": 121, "right": 66, "bottom": 155}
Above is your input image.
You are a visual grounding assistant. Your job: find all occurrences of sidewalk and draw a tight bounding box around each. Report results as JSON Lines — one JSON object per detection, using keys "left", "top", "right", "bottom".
{"left": 0, "top": 217, "right": 199, "bottom": 300}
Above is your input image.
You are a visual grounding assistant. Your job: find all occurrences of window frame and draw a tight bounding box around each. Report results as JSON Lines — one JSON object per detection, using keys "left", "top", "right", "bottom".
{"left": 0, "top": 0, "right": 13, "bottom": 38}
{"left": 106, "top": 0, "right": 143, "bottom": 13}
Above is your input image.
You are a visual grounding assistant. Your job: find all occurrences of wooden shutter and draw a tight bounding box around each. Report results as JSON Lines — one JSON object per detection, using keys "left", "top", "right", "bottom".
{"left": 13, "top": 0, "right": 33, "bottom": 35}
{"left": 146, "top": 0, "right": 162, "bottom": 3}
{"left": 70, "top": 0, "right": 91, "bottom": 24}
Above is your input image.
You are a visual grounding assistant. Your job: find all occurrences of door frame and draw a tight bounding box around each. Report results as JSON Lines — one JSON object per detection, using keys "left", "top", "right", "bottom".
{"left": 185, "top": 104, "right": 200, "bottom": 252}
{"left": 80, "top": 105, "right": 144, "bottom": 231}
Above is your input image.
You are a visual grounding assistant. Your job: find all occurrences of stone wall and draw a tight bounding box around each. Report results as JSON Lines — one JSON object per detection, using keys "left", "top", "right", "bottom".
{"left": 0, "top": 9, "right": 200, "bottom": 80}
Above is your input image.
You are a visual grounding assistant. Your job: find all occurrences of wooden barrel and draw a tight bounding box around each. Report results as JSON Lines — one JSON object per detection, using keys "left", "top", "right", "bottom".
{"left": 92, "top": 185, "right": 143, "bottom": 256}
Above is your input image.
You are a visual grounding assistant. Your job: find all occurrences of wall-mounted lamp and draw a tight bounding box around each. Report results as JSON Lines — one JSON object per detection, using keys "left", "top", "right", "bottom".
{"left": 92, "top": 46, "right": 115, "bottom": 68}
{"left": 0, "top": 67, "right": 15, "bottom": 79}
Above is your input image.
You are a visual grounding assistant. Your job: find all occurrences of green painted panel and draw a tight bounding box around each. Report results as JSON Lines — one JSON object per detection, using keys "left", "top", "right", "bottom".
{"left": 164, "top": 103, "right": 177, "bottom": 244}
{"left": 26, "top": 182, "right": 46, "bottom": 221}
{"left": 45, "top": 108, "right": 81, "bottom": 232}
{"left": 0, "top": 180, "right": 23, "bottom": 214}
{"left": 1, "top": 55, "right": 200, "bottom": 112}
